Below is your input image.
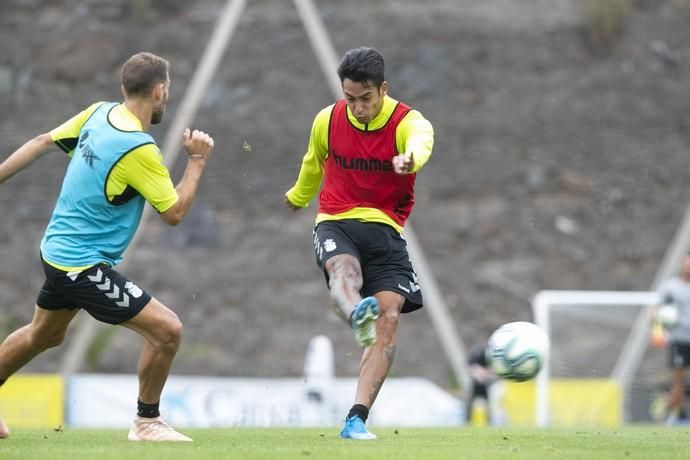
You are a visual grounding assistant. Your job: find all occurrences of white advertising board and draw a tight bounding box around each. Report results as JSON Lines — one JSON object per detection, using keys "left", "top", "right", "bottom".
{"left": 67, "top": 375, "right": 463, "bottom": 428}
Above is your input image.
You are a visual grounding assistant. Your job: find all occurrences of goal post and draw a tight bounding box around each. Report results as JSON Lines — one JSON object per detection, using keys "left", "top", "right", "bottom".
{"left": 532, "top": 290, "right": 661, "bottom": 427}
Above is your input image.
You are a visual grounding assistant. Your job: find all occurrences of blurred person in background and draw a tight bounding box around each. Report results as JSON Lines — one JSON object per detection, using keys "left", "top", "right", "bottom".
{"left": 466, "top": 342, "right": 497, "bottom": 426}
{"left": 653, "top": 253, "right": 690, "bottom": 425}
{"left": 0, "top": 52, "right": 214, "bottom": 441}
{"left": 285, "top": 46, "right": 434, "bottom": 440}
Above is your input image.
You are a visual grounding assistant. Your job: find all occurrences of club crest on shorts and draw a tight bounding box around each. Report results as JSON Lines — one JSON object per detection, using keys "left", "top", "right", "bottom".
{"left": 124, "top": 281, "right": 144, "bottom": 298}
{"left": 324, "top": 238, "right": 337, "bottom": 252}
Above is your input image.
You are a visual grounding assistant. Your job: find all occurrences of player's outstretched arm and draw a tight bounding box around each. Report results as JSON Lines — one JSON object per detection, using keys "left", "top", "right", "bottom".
{"left": 393, "top": 110, "right": 433, "bottom": 175}
{"left": 0, "top": 133, "right": 56, "bottom": 186}
{"left": 159, "top": 128, "right": 214, "bottom": 226}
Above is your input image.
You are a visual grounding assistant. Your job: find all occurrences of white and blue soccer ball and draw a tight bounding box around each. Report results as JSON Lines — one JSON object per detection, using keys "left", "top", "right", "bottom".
{"left": 485, "top": 321, "right": 550, "bottom": 382}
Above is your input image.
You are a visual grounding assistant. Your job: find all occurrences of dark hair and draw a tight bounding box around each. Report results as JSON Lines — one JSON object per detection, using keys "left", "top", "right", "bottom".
{"left": 120, "top": 52, "right": 169, "bottom": 97}
{"left": 337, "top": 47, "right": 385, "bottom": 88}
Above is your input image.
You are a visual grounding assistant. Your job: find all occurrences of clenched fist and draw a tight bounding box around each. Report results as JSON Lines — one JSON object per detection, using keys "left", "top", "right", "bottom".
{"left": 183, "top": 128, "right": 214, "bottom": 161}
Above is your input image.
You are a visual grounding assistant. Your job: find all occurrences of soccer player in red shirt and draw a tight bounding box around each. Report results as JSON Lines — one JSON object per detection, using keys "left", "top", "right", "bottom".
{"left": 285, "top": 47, "right": 434, "bottom": 440}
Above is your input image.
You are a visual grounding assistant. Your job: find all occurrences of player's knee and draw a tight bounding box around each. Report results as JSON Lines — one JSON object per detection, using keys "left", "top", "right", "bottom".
{"left": 161, "top": 314, "right": 183, "bottom": 348}
{"left": 379, "top": 305, "right": 400, "bottom": 330}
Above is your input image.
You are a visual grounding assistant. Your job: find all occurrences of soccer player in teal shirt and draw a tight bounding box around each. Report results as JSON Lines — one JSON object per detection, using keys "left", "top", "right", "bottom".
{"left": 0, "top": 52, "right": 214, "bottom": 441}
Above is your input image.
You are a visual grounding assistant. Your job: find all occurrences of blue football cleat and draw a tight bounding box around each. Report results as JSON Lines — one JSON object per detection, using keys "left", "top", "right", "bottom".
{"left": 351, "top": 296, "right": 380, "bottom": 347}
{"left": 340, "top": 415, "right": 377, "bottom": 440}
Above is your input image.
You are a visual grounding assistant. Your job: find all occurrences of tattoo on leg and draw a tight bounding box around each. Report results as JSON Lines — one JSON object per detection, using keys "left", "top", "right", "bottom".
{"left": 368, "top": 345, "right": 396, "bottom": 404}
{"left": 328, "top": 257, "right": 362, "bottom": 291}
{"left": 384, "top": 345, "right": 396, "bottom": 365}
{"left": 326, "top": 256, "right": 363, "bottom": 317}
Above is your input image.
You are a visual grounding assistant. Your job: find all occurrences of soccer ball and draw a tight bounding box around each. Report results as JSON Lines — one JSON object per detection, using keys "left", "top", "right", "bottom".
{"left": 485, "top": 321, "right": 549, "bottom": 382}
{"left": 656, "top": 304, "right": 679, "bottom": 328}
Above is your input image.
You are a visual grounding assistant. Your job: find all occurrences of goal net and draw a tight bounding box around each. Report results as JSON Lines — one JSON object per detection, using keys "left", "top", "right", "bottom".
{"left": 530, "top": 290, "right": 668, "bottom": 427}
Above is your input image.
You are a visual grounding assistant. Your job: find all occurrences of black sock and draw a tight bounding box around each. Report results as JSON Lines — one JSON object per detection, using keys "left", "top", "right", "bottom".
{"left": 137, "top": 399, "right": 160, "bottom": 418}
{"left": 348, "top": 404, "right": 369, "bottom": 422}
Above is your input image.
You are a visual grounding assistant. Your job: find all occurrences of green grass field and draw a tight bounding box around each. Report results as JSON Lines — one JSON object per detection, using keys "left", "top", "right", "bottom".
{"left": 1, "top": 426, "right": 689, "bottom": 460}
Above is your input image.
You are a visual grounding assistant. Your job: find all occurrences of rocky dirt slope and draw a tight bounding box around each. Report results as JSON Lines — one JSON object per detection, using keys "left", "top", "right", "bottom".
{"left": 0, "top": 0, "right": 689, "bottom": 390}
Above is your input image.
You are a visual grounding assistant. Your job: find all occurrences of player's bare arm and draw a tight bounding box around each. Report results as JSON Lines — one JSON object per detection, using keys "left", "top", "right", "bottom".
{"left": 159, "top": 128, "right": 214, "bottom": 226}
{"left": 0, "top": 133, "right": 56, "bottom": 185}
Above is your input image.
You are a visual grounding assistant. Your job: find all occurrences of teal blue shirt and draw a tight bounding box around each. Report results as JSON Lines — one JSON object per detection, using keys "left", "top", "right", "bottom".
{"left": 40, "top": 102, "right": 156, "bottom": 268}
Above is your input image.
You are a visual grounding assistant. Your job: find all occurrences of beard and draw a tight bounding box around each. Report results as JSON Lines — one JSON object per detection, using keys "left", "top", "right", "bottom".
{"left": 151, "top": 104, "right": 166, "bottom": 125}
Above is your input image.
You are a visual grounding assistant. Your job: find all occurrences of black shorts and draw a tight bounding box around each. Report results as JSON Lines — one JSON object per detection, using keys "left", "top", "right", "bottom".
{"left": 313, "top": 219, "right": 423, "bottom": 313}
{"left": 37, "top": 258, "right": 151, "bottom": 325}
{"left": 669, "top": 342, "right": 690, "bottom": 369}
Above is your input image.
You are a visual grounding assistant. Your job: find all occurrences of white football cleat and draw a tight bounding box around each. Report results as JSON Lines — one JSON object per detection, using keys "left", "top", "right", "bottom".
{"left": 127, "top": 416, "right": 192, "bottom": 442}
